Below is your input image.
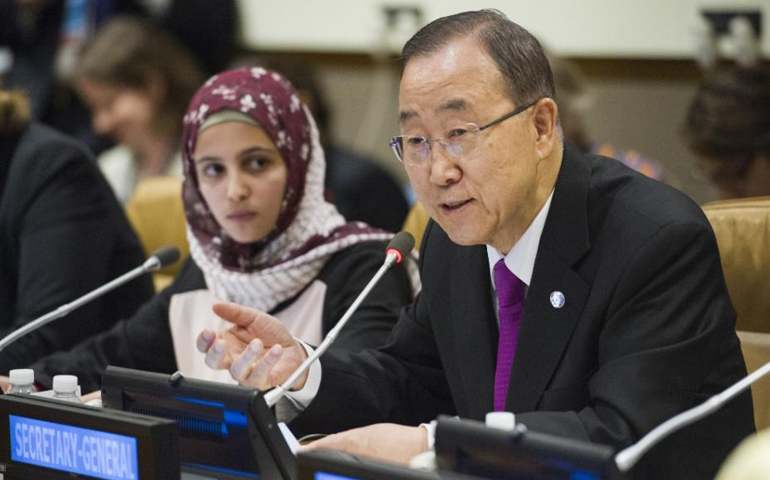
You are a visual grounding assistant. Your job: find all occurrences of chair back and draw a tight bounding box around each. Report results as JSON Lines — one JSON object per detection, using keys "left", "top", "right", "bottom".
{"left": 704, "top": 197, "right": 770, "bottom": 430}
{"left": 126, "top": 176, "right": 189, "bottom": 290}
{"left": 703, "top": 197, "right": 770, "bottom": 333}
{"left": 402, "top": 202, "right": 429, "bottom": 252}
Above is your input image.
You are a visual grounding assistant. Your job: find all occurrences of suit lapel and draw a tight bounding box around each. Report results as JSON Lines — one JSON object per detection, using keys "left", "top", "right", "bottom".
{"left": 507, "top": 144, "right": 593, "bottom": 412}
{"left": 451, "top": 244, "right": 497, "bottom": 419}
{"left": 507, "top": 250, "right": 590, "bottom": 412}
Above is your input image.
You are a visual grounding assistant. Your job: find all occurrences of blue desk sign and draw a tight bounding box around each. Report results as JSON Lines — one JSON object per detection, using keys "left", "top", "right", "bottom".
{"left": 9, "top": 414, "right": 139, "bottom": 480}
{"left": 315, "top": 474, "right": 359, "bottom": 480}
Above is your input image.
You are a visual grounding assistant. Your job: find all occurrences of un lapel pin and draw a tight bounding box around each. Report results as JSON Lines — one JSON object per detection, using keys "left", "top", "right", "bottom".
{"left": 550, "top": 291, "right": 565, "bottom": 309}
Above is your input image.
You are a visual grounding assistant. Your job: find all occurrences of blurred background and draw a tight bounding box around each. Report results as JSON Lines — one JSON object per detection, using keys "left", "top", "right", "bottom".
{"left": 3, "top": 0, "right": 768, "bottom": 205}
{"left": 236, "top": 0, "right": 768, "bottom": 205}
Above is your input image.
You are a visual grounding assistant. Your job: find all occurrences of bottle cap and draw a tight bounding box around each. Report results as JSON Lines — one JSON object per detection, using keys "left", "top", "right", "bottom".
{"left": 9, "top": 369, "right": 34, "bottom": 385}
{"left": 52, "top": 375, "right": 78, "bottom": 393}
{"left": 485, "top": 411, "right": 516, "bottom": 431}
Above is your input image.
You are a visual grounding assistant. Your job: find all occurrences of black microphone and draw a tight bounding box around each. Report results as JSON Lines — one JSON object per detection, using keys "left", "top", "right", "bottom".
{"left": 615, "top": 355, "right": 770, "bottom": 471}
{"left": 263, "top": 232, "right": 415, "bottom": 407}
{"left": 385, "top": 231, "right": 416, "bottom": 265}
{"left": 144, "top": 245, "right": 181, "bottom": 271}
{"left": 0, "top": 246, "right": 181, "bottom": 353}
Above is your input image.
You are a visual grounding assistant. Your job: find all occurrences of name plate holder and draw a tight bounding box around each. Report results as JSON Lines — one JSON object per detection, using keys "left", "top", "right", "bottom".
{"left": 0, "top": 394, "right": 179, "bottom": 479}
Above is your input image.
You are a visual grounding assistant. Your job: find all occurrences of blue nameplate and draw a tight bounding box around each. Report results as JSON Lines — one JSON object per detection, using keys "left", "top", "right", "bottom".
{"left": 315, "top": 474, "right": 360, "bottom": 480}
{"left": 9, "top": 414, "right": 139, "bottom": 480}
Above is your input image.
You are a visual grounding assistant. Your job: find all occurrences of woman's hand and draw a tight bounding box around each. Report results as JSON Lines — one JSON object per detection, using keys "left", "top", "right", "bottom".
{"left": 196, "top": 301, "right": 309, "bottom": 390}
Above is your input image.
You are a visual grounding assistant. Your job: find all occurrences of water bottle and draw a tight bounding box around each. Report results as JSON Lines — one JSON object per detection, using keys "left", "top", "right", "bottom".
{"left": 7, "top": 369, "right": 35, "bottom": 394}
{"left": 485, "top": 411, "right": 515, "bottom": 431}
{"left": 52, "top": 375, "right": 82, "bottom": 403}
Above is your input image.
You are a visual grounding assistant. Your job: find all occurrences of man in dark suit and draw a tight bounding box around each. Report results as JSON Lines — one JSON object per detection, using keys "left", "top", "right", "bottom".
{"left": 196, "top": 10, "right": 754, "bottom": 479}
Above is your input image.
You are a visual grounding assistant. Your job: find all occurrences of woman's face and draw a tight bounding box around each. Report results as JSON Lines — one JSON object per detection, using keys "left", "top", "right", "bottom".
{"left": 76, "top": 77, "right": 157, "bottom": 149}
{"left": 193, "top": 121, "right": 288, "bottom": 244}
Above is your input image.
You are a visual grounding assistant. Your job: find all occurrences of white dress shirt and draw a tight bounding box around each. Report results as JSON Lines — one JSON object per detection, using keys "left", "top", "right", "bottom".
{"left": 423, "top": 191, "right": 553, "bottom": 448}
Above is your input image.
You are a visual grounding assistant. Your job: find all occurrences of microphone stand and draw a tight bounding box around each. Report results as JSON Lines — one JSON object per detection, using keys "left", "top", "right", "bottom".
{"left": 0, "top": 248, "right": 177, "bottom": 353}
{"left": 263, "top": 249, "right": 403, "bottom": 407}
{"left": 251, "top": 232, "right": 413, "bottom": 478}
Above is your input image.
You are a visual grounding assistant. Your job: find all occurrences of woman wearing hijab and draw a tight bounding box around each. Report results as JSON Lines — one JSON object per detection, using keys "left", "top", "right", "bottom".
{"left": 23, "top": 67, "right": 417, "bottom": 393}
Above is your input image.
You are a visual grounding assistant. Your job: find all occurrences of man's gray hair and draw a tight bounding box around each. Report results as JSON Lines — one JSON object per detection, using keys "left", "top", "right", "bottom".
{"left": 401, "top": 9, "right": 555, "bottom": 108}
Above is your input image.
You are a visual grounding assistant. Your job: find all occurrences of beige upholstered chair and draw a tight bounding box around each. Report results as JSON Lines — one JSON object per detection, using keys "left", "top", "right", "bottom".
{"left": 125, "top": 176, "right": 189, "bottom": 291}
{"left": 402, "top": 202, "right": 429, "bottom": 252}
{"left": 703, "top": 197, "right": 770, "bottom": 333}
{"left": 703, "top": 196, "right": 770, "bottom": 430}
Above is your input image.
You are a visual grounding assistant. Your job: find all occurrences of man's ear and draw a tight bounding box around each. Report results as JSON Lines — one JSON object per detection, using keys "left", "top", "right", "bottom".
{"left": 532, "top": 98, "right": 559, "bottom": 159}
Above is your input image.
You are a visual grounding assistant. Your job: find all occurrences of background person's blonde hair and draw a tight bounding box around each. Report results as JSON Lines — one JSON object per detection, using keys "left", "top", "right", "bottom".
{"left": 0, "top": 82, "right": 31, "bottom": 135}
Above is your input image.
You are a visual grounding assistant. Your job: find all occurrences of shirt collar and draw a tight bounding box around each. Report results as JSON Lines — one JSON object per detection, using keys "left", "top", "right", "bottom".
{"left": 487, "top": 190, "right": 554, "bottom": 288}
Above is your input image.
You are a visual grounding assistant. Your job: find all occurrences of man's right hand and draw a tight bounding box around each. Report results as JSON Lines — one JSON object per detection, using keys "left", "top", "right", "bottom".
{"left": 196, "top": 302, "right": 309, "bottom": 390}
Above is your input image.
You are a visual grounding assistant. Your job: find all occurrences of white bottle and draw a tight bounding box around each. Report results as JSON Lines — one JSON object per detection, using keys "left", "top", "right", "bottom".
{"left": 485, "top": 411, "right": 516, "bottom": 431}
{"left": 52, "top": 375, "right": 81, "bottom": 403}
{"left": 7, "top": 369, "right": 35, "bottom": 394}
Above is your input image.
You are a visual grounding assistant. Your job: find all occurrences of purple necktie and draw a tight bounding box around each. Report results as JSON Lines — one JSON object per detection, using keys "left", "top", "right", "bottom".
{"left": 493, "top": 259, "right": 526, "bottom": 412}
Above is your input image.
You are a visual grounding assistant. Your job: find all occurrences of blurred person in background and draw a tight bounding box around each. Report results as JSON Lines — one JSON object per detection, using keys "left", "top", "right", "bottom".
{"left": 270, "top": 61, "right": 411, "bottom": 233}
{"left": 74, "top": 16, "right": 204, "bottom": 204}
{"left": 0, "top": 0, "right": 237, "bottom": 151}
{"left": 0, "top": 80, "right": 154, "bottom": 372}
{"left": 682, "top": 65, "right": 770, "bottom": 200}
{"left": 550, "top": 55, "right": 667, "bottom": 182}
{"left": 715, "top": 430, "right": 770, "bottom": 480}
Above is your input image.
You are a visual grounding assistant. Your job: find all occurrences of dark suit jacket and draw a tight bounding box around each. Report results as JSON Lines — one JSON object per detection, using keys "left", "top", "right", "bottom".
{"left": 0, "top": 123, "right": 154, "bottom": 371}
{"left": 292, "top": 144, "right": 754, "bottom": 479}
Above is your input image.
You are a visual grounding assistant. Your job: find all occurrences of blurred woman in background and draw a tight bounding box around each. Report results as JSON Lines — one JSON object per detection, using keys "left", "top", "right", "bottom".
{"left": 682, "top": 66, "right": 770, "bottom": 200}
{"left": 75, "top": 16, "right": 204, "bottom": 204}
{"left": 0, "top": 81, "right": 154, "bottom": 372}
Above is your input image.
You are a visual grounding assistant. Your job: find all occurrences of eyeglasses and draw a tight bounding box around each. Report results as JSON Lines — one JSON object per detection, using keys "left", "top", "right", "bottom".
{"left": 389, "top": 99, "right": 538, "bottom": 165}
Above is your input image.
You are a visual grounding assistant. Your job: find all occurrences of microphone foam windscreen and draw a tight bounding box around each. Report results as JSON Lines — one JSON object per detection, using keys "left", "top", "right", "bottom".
{"left": 387, "top": 231, "right": 415, "bottom": 257}
{"left": 151, "top": 246, "right": 181, "bottom": 268}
